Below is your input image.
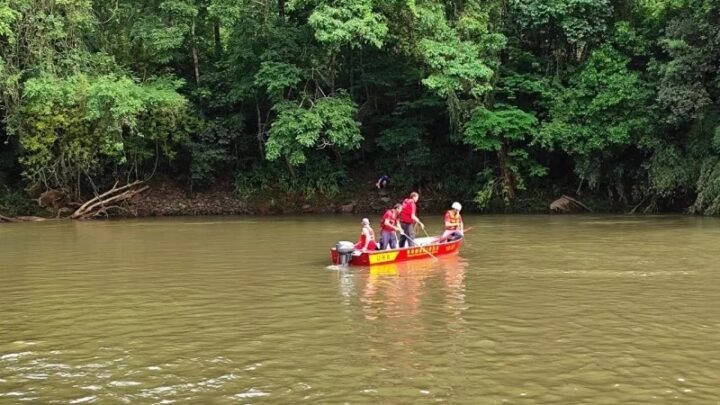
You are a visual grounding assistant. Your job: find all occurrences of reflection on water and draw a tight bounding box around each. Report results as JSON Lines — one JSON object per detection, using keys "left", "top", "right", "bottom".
{"left": 1, "top": 215, "right": 720, "bottom": 403}
{"left": 355, "top": 257, "right": 467, "bottom": 322}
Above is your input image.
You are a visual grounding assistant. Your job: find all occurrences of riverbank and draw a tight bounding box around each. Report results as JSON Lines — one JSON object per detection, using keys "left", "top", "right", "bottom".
{"left": 1, "top": 179, "right": 619, "bottom": 220}
{"left": 132, "top": 181, "right": 483, "bottom": 216}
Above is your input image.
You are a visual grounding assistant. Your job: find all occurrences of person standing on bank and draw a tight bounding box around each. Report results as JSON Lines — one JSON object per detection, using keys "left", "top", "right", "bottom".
{"left": 399, "top": 192, "right": 424, "bottom": 248}
{"left": 376, "top": 174, "right": 390, "bottom": 189}
{"left": 379, "top": 203, "right": 403, "bottom": 250}
{"left": 441, "top": 202, "right": 464, "bottom": 242}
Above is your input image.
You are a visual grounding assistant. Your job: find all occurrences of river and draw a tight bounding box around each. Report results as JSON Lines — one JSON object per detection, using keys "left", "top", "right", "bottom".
{"left": 1, "top": 215, "right": 719, "bottom": 403}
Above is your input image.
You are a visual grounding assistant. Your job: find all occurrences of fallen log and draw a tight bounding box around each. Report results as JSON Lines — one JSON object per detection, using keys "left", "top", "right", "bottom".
{"left": 15, "top": 216, "right": 47, "bottom": 222}
{"left": 0, "top": 214, "right": 21, "bottom": 223}
{"left": 550, "top": 195, "right": 592, "bottom": 213}
{"left": 0, "top": 215, "right": 47, "bottom": 223}
{"left": 71, "top": 181, "right": 149, "bottom": 219}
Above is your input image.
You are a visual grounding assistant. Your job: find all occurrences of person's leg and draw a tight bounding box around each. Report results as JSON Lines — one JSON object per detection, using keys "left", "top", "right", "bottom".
{"left": 401, "top": 222, "right": 415, "bottom": 247}
{"left": 379, "top": 231, "right": 390, "bottom": 250}
{"left": 389, "top": 232, "right": 397, "bottom": 249}
{"left": 399, "top": 223, "right": 410, "bottom": 248}
{"left": 408, "top": 224, "right": 416, "bottom": 247}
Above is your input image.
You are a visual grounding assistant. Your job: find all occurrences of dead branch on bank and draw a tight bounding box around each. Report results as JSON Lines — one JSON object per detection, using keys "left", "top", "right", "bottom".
{"left": 0, "top": 214, "right": 20, "bottom": 223}
{"left": 71, "top": 180, "right": 149, "bottom": 219}
{"left": 550, "top": 195, "right": 592, "bottom": 213}
{"left": 0, "top": 215, "right": 46, "bottom": 223}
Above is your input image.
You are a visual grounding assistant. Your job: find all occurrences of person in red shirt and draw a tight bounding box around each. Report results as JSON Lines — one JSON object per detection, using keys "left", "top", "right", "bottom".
{"left": 398, "top": 192, "right": 425, "bottom": 248}
{"left": 379, "top": 203, "right": 403, "bottom": 250}
{"left": 440, "top": 202, "right": 464, "bottom": 242}
{"left": 355, "top": 218, "right": 378, "bottom": 252}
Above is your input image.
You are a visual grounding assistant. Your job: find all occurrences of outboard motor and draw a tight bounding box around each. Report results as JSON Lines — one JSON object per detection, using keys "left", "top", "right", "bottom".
{"left": 335, "top": 241, "right": 355, "bottom": 266}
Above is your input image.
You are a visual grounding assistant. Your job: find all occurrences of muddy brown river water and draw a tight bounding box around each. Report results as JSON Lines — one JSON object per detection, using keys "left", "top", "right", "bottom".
{"left": 1, "top": 215, "right": 719, "bottom": 403}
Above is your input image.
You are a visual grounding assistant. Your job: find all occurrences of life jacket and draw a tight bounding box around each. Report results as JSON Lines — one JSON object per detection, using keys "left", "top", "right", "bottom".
{"left": 356, "top": 227, "right": 377, "bottom": 250}
{"left": 357, "top": 226, "right": 375, "bottom": 244}
{"left": 399, "top": 198, "right": 416, "bottom": 224}
{"left": 381, "top": 209, "right": 397, "bottom": 232}
{"left": 444, "top": 210, "right": 462, "bottom": 230}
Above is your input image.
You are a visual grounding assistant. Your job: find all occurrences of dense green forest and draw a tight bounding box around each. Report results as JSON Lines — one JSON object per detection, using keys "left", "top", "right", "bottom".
{"left": 1, "top": 0, "right": 719, "bottom": 215}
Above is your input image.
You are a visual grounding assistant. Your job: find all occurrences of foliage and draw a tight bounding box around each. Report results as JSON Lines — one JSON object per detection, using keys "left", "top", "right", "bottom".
{"left": 188, "top": 117, "right": 241, "bottom": 190}
{"left": 539, "top": 42, "right": 657, "bottom": 197}
{"left": 1, "top": 0, "right": 720, "bottom": 215}
{"left": 413, "top": 1, "right": 503, "bottom": 124}
{"left": 236, "top": 158, "right": 347, "bottom": 199}
{"left": 265, "top": 95, "right": 362, "bottom": 166}
{"left": 691, "top": 157, "right": 720, "bottom": 215}
{"left": 541, "top": 45, "right": 654, "bottom": 155}
{"left": 309, "top": 0, "right": 388, "bottom": 49}
{"left": 510, "top": 0, "right": 612, "bottom": 45}
{"left": 465, "top": 106, "right": 538, "bottom": 151}
{"left": 0, "top": 186, "right": 40, "bottom": 217}
{"left": 18, "top": 74, "right": 189, "bottom": 191}
{"left": 464, "top": 105, "right": 545, "bottom": 205}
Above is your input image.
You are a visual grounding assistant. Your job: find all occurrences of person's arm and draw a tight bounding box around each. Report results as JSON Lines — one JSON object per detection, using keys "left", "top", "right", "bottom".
{"left": 385, "top": 213, "right": 403, "bottom": 233}
{"left": 412, "top": 214, "right": 424, "bottom": 229}
{"left": 459, "top": 217, "right": 464, "bottom": 232}
{"left": 411, "top": 202, "right": 424, "bottom": 228}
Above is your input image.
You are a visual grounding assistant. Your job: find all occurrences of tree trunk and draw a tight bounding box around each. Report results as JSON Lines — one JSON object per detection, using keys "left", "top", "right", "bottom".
{"left": 285, "top": 156, "right": 296, "bottom": 178}
{"left": 498, "top": 141, "right": 516, "bottom": 200}
{"left": 278, "top": 0, "right": 285, "bottom": 19}
{"left": 330, "top": 53, "right": 336, "bottom": 95}
{"left": 256, "top": 101, "right": 265, "bottom": 159}
{"left": 191, "top": 20, "right": 201, "bottom": 85}
{"left": 349, "top": 48, "right": 354, "bottom": 98}
{"left": 213, "top": 19, "right": 222, "bottom": 57}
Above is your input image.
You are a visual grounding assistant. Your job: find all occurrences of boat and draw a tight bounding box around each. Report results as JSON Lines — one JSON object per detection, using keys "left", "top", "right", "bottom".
{"left": 330, "top": 235, "right": 463, "bottom": 266}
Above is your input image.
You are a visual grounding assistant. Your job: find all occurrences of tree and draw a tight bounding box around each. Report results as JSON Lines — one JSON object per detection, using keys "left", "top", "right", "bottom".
{"left": 18, "top": 74, "right": 189, "bottom": 194}
{"left": 540, "top": 43, "right": 655, "bottom": 201}
{"left": 464, "top": 105, "right": 544, "bottom": 204}
{"left": 265, "top": 95, "right": 362, "bottom": 169}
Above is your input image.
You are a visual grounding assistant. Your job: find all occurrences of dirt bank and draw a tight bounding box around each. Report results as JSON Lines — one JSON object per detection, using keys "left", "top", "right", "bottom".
{"left": 132, "top": 181, "right": 463, "bottom": 217}
{"left": 2, "top": 180, "right": 553, "bottom": 220}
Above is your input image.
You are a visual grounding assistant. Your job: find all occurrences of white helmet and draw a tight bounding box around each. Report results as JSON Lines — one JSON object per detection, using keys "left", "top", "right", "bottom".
{"left": 361, "top": 218, "right": 370, "bottom": 225}
{"left": 451, "top": 202, "right": 462, "bottom": 211}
